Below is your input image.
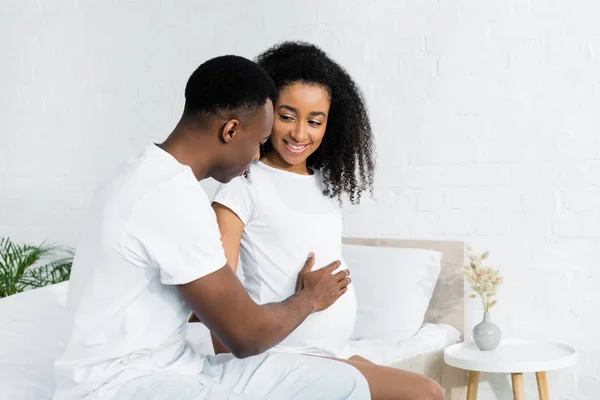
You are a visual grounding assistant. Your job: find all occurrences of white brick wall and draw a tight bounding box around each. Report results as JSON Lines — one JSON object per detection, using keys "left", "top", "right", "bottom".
{"left": 1, "top": 1, "right": 599, "bottom": 398}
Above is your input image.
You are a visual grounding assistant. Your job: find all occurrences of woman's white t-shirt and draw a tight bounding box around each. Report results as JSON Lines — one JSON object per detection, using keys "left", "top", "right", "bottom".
{"left": 213, "top": 161, "right": 356, "bottom": 359}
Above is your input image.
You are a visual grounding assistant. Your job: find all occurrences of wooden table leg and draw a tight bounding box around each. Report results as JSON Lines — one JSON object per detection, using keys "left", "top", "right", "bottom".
{"left": 536, "top": 371, "right": 549, "bottom": 400}
{"left": 467, "top": 371, "right": 480, "bottom": 400}
{"left": 511, "top": 373, "right": 524, "bottom": 400}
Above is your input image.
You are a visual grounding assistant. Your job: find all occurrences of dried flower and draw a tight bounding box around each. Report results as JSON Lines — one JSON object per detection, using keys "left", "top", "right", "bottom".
{"left": 459, "top": 248, "right": 503, "bottom": 312}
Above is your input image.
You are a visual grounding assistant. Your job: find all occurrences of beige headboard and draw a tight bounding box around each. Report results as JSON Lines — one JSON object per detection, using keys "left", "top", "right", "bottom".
{"left": 342, "top": 238, "right": 467, "bottom": 338}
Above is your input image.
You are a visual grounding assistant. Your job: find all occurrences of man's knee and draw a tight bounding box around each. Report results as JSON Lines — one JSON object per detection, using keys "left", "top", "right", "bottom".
{"left": 266, "top": 353, "right": 370, "bottom": 399}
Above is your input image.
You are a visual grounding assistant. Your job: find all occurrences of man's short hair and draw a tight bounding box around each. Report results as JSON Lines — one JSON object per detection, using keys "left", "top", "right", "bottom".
{"left": 184, "top": 55, "right": 278, "bottom": 117}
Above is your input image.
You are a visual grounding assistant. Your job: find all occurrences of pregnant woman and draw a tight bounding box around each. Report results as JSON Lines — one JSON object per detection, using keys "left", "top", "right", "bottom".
{"left": 209, "top": 41, "right": 443, "bottom": 400}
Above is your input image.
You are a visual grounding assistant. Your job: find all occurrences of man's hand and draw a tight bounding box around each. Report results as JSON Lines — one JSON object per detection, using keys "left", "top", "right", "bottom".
{"left": 295, "top": 253, "right": 351, "bottom": 312}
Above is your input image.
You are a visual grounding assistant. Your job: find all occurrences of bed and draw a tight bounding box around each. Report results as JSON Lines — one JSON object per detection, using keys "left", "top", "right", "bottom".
{"left": 0, "top": 238, "right": 467, "bottom": 399}
{"left": 342, "top": 238, "right": 468, "bottom": 400}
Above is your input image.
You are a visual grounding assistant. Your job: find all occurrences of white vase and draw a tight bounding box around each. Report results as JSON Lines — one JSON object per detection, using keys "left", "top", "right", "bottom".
{"left": 472, "top": 311, "right": 502, "bottom": 351}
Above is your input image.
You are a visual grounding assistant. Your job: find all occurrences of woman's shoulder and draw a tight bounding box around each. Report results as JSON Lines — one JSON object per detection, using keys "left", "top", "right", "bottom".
{"left": 212, "top": 163, "right": 271, "bottom": 200}
{"left": 212, "top": 174, "right": 253, "bottom": 204}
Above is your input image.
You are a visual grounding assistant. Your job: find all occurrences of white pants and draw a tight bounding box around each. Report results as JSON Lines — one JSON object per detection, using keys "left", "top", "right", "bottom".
{"left": 104, "top": 352, "right": 370, "bottom": 399}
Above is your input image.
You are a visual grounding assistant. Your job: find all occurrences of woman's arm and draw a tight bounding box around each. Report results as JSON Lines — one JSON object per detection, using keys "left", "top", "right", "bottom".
{"left": 212, "top": 202, "right": 243, "bottom": 271}
{"left": 208, "top": 202, "right": 245, "bottom": 354}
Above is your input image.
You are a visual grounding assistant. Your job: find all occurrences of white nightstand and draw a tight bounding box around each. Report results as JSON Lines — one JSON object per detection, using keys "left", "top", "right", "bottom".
{"left": 443, "top": 339, "right": 577, "bottom": 400}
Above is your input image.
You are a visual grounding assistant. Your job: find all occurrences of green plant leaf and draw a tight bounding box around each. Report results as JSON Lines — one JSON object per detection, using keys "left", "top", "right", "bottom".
{"left": 0, "top": 237, "right": 73, "bottom": 298}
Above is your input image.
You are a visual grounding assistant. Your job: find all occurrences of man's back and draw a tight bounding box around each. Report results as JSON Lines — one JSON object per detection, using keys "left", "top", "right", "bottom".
{"left": 53, "top": 144, "right": 226, "bottom": 398}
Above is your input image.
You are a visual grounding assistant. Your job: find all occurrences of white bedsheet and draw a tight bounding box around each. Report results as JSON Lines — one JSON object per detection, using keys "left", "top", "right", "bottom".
{"left": 347, "top": 323, "right": 461, "bottom": 365}
{"left": 186, "top": 321, "right": 461, "bottom": 365}
{"left": 0, "top": 283, "right": 460, "bottom": 400}
{"left": 0, "top": 282, "right": 68, "bottom": 400}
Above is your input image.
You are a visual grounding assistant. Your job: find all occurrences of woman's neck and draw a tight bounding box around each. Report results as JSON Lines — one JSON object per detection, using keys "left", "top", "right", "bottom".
{"left": 261, "top": 152, "right": 313, "bottom": 176}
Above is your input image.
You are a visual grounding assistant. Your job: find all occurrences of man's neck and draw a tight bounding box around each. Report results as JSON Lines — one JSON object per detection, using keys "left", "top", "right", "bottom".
{"left": 159, "top": 127, "right": 214, "bottom": 181}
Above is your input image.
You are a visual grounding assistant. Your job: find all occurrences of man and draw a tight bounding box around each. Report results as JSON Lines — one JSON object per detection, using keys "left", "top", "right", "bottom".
{"left": 53, "top": 55, "right": 370, "bottom": 399}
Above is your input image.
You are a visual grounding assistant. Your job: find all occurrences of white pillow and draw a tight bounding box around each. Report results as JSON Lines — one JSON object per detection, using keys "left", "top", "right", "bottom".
{"left": 343, "top": 244, "right": 442, "bottom": 343}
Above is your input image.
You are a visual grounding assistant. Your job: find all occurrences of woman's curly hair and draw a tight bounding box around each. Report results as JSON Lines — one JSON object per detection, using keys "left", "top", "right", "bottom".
{"left": 255, "top": 41, "right": 375, "bottom": 205}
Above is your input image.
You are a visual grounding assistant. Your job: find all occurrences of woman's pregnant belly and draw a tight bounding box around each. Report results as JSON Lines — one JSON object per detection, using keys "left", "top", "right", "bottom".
{"left": 243, "top": 253, "right": 356, "bottom": 358}
{"left": 241, "top": 216, "right": 356, "bottom": 358}
{"left": 273, "top": 282, "right": 356, "bottom": 358}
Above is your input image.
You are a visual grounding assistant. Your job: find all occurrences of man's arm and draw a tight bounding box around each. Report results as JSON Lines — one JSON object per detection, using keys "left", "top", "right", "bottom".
{"left": 178, "top": 255, "right": 349, "bottom": 358}
{"left": 188, "top": 203, "right": 245, "bottom": 326}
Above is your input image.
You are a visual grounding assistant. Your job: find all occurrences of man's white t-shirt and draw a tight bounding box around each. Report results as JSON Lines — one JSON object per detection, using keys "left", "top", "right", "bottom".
{"left": 53, "top": 144, "right": 227, "bottom": 398}
{"left": 213, "top": 161, "right": 356, "bottom": 359}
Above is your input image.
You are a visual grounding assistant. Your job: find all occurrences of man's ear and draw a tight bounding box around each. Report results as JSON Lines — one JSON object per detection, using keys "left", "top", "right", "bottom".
{"left": 219, "top": 119, "right": 240, "bottom": 144}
